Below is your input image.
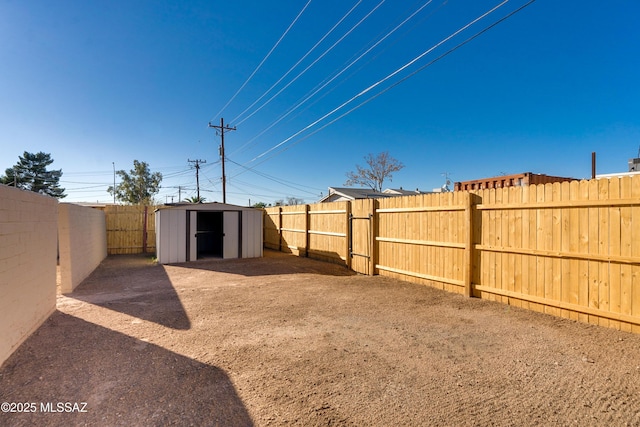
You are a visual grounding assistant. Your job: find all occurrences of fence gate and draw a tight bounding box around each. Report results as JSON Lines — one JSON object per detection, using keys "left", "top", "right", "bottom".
{"left": 349, "top": 198, "right": 375, "bottom": 275}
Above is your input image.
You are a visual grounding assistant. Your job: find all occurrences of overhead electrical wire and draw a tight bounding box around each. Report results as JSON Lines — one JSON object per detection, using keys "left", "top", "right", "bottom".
{"left": 226, "top": 157, "right": 322, "bottom": 195}
{"left": 60, "top": 184, "right": 109, "bottom": 191}
{"left": 211, "top": 0, "right": 313, "bottom": 121}
{"left": 62, "top": 170, "right": 114, "bottom": 176}
{"left": 232, "top": 0, "right": 387, "bottom": 128}
{"left": 226, "top": 180, "right": 309, "bottom": 202}
{"left": 230, "top": 0, "right": 437, "bottom": 158}
{"left": 225, "top": 182, "right": 288, "bottom": 201}
{"left": 61, "top": 162, "right": 219, "bottom": 198}
{"left": 198, "top": 168, "right": 221, "bottom": 195}
{"left": 287, "top": 0, "right": 450, "bottom": 121}
{"left": 246, "top": 0, "right": 511, "bottom": 165}
{"left": 309, "top": 0, "right": 540, "bottom": 138}
{"left": 231, "top": 178, "right": 309, "bottom": 199}
{"left": 236, "top": 0, "right": 535, "bottom": 171}
{"left": 230, "top": 0, "right": 363, "bottom": 126}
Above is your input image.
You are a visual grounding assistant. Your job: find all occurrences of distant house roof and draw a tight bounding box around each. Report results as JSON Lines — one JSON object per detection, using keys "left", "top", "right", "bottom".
{"left": 383, "top": 188, "right": 425, "bottom": 196}
{"left": 319, "top": 187, "right": 393, "bottom": 203}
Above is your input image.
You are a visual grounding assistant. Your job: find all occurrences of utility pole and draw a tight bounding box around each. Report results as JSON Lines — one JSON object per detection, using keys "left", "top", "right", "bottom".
{"left": 208, "top": 118, "right": 236, "bottom": 203}
{"left": 188, "top": 159, "right": 206, "bottom": 200}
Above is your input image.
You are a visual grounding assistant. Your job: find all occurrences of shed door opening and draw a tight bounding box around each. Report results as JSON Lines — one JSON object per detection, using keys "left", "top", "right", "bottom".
{"left": 196, "top": 211, "right": 223, "bottom": 259}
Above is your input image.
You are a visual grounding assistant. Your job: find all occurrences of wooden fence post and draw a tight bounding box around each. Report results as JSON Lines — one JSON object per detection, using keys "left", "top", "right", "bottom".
{"left": 304, "top": 204, "right": 310, "bottom": 257}
{"left": 463, "top": 192, "right": 476, "bottom": 297}
{"left": 369, "top": 198, "right": 377, "bottom": 276}
{"left": 278, "top": 206, "right": 282, "bottom": 252}
{"left": 345, "top": 201, "right": 352, "bottom": 270}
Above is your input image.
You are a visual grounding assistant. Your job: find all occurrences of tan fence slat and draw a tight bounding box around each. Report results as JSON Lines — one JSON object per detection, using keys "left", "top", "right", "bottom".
{"left": 578, "top": 180, "right": 590, "bottom": 324}
{"left": 598, "top": 179, "right": 610, "bottom": 327}
{"left": 620, "top": 177, "right": 633, "bottom": 332}
{"left": 609, "top": 177, "right": 622, "bottom": 329}
{"left": 632, "top": 177, "right": 640, "bottom": 333}
{"left": 588, "top": 179, "right": 600, "bottom": 324}
{"left": 520, "top": 186, "right": 530, "bottom": 310}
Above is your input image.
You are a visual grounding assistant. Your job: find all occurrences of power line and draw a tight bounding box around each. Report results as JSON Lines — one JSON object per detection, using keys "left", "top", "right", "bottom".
{"left": 233, "top": 0, "right": 386, "bottom": 128}
{"left": 226, "top": 157, "right": 322, "bottom": 195}
{"left": 231, "top": 0, "right": 364, "bottom": 125}
{"left": 239, "top": 1, "right": 536, "bottom": 171}
{"left": 226, "top": 181, "right": 308, "bottom": 202}
{"left": 286, "top": 0, "right": 450, "bottom": 120}
{"left": 211, "top": 0, "right": 313, "bottom": 121}
{"left": 230, "top": 0, "right": 438, "bottom": 158}
{"left": 246, "top": 0, "right": 512, "bottom": 165}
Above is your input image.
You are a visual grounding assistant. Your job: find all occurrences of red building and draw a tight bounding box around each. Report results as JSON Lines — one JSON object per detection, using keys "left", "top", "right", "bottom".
{"left": 454, "top": 172, "right": 575, "bottom": 192}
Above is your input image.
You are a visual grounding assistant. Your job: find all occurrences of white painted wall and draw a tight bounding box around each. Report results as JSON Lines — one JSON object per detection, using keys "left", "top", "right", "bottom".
{"left": 58, "top": 203, "right": 107, "bottom": 293}
{"left": 0, "top": 186, "right": 57, "bottom": 366}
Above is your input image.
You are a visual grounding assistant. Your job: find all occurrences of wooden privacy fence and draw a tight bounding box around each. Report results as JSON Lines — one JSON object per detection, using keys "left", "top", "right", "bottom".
{"left": 96, "top": 205, "right": 156, "bottom": 255}
{"left": 264, "top": 175, "right": 640, "bottom": 333}
{"left": 264, "top": 201, "right": 351, "bottom": 266}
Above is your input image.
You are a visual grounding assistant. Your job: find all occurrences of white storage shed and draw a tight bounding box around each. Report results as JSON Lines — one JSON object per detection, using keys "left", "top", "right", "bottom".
{"left": 155, "top": 203, "right": 263, "bottom": 264}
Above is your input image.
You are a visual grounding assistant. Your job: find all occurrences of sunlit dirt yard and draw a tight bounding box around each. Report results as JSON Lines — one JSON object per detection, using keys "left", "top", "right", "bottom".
{"left": 1, "top": 250, "right": 640, "bottom": 426}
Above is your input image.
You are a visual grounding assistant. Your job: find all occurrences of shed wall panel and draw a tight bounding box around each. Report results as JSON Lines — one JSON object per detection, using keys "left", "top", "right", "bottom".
{"left": 156, "top": 204, "right": 263, "bottom": 263}
{"left": 189, "top": 211, "right": 197, "bottom": 262}
{"left": 223, "top": 211, "right": 239, "bottom": 259}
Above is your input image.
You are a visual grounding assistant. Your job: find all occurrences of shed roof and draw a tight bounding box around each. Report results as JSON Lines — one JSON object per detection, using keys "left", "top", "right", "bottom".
{"left": 155, "top": 202, "right": 261, "bottom": 212}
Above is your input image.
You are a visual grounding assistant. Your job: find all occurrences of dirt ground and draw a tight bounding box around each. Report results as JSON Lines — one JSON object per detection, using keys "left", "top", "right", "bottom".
{"left": 1, "top": 251, "right": 640, "bottom": 426}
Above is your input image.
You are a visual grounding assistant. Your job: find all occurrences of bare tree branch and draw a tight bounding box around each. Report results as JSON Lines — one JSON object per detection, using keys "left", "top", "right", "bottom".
{"left": 344, "top": 152, "right": 404, "bottom": 192}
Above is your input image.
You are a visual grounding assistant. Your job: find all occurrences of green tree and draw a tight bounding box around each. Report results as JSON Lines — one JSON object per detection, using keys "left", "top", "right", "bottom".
{"left": 1, "top": 151, "right": 66, "bottom": 198}
{"left": 107, "top": 160, "right": 162, "bottom": 205}
{"left": 344, "top": 151, "right": 404, "bottom": 192}
{"left": 252, "top": 201, "right": 268, "bottom": 208}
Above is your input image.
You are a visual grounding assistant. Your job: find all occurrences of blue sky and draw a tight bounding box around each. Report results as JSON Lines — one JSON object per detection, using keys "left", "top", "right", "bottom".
{"left": 1, "top": 0, "right": 639, "bottom": 205}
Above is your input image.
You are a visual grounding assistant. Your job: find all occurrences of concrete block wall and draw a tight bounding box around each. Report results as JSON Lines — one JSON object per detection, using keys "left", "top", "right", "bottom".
{"left": 0, "top": 185, "right": 58, "bottom": 366}
{"left": 58, "top": 203, "right": 107, "bottom": 293}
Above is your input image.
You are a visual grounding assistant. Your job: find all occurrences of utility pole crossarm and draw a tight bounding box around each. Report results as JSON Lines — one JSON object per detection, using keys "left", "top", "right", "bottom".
{"left": 208, "top": 118, "right": 236, "bottom": 204}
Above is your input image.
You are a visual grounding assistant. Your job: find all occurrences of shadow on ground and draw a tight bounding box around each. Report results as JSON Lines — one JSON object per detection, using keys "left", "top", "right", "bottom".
{"left": 173, "top": 249, "right": 356, "bottom": 277}
{"left": 0, "top": 311, "right": 253, "bottom": 427}
{"left": 68, "top": 255, "right": 191, "bottom": 330}
{"left": 68, "top": 251, "right": 352, "bottom": 330}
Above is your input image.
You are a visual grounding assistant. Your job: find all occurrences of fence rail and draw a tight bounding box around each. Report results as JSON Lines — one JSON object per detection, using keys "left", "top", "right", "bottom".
{"left": 264, "top": 175, "right": 640, "bottom": 333}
